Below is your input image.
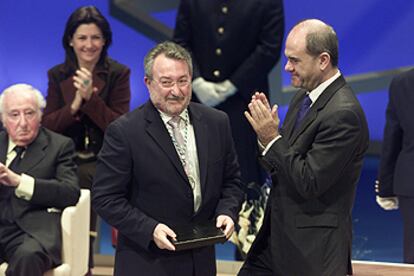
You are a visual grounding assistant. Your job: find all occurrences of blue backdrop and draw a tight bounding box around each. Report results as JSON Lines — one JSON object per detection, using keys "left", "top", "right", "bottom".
{"left": 1, "top": 0, "right": 414, "bottom": 140}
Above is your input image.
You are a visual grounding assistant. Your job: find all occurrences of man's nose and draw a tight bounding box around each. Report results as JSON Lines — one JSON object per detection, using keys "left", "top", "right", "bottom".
{"left": 18, "top": 114, "right": 28, "bottom": 126}
{"left": 170, "top": 83, "right": 181, "bottom": 96}
{"left": 284, "top": 61, "right": 292, "bottom": 72}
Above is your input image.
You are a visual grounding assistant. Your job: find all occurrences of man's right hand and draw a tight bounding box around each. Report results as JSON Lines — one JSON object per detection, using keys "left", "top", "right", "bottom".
{"left": 192, "top": 77, "right": 226, "bottom": 107}
{"left": 153, "top": 223, "right": 176, "bottom": 251}
{"left": 244, "top": 92, "right": 280, "bottom": 147}
{"left": 374, "top": 180, "right": 399, "bottom": 210}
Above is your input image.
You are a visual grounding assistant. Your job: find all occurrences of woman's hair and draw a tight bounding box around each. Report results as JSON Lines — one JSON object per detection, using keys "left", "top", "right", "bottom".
{"left": 62, "top": 6, "right": 112, "bottom": 69}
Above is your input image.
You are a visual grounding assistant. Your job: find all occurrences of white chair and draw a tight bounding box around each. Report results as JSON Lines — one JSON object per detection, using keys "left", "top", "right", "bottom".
{"left": 0, "top": 189, "right": 90, "bottom": 276}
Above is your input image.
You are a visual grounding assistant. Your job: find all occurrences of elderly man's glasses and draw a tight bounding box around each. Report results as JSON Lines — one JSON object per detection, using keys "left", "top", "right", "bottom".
{"left": 152, "top": 78, "right": 190, "bottom": 89}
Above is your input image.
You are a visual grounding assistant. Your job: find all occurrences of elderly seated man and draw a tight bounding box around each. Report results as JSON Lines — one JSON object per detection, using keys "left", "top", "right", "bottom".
{"left": 0, "top": 84, "right": 80, "bottom": 276}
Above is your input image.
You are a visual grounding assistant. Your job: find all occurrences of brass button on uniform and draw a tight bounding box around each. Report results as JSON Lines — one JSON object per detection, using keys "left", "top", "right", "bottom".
{"left": 213, "top": 70, "right": 221, "bottom": 78}
{"left": 218, "top": 27, "right": 224, "bottom": 34}
{"left": 222, "top": 6, "right": 228, "bottom": 14}
{"left": 215, "top": 48, "right": 222, "bottom": 56}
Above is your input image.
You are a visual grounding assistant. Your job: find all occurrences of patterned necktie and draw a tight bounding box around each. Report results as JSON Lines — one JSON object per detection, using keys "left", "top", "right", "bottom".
{"left": 9, "top": 146, "right": 25, "bottom": 173}
{"left": 168, "top": 116, "right": 185, "bottom": 149}
{"left": 168, "top": 116, "right": 201, "bottom": 212}
{"left": 294, "top": 94, "right": 312, "bottom": 129}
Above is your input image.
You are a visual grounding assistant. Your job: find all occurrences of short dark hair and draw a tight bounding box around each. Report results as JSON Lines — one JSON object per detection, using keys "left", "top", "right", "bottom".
{"left": 305, "top": 26, "right": 339, "bottom": 67}
{"left": 144, "top": 41, "right": 193, "bottom": 79}
{"left": 62, "top": 6, "right": 112, "bottom": 69}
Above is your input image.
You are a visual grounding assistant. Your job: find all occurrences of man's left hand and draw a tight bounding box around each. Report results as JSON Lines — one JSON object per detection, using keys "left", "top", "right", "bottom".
{"left": 376, "top": 196, "right": 399, "bottom": 210}
{"left": 215, "top": 80, "right": 237, "bottom": 99}
{"left": 244, "top": 92, "right": 280, "bottom": 146}
{"left": 216, "top": 215, "right": 234, "bottom": 239}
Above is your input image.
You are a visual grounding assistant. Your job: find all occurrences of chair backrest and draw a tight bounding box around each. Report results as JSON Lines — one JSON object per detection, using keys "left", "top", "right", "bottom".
{"left": 0, "top": 189, "right": 90, "bottom": 276}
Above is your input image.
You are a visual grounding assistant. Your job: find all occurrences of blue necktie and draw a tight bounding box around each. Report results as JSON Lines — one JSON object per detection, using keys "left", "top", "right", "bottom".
{"left": 294, "top": 94, "right": 312, "bottom": 129}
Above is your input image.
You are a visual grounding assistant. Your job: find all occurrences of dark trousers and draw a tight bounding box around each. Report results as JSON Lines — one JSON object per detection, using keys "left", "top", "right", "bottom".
{"left": 399, "top": 196, "right": 414, "bottom": 263}
{"left": 0, "top": 224, "right": 53, "bottom": 276}
{"left": 238, "top": 227, "right": 275, "bottom": 276}
{"left": 77, "top": 159, "right": 97, "bottom": 268}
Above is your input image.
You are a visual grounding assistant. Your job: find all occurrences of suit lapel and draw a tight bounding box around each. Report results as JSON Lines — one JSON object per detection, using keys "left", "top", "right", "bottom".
{"left": 92, "top": 68, "right": 106, "bottom": 96}
{"left": 0, "top": 132, "right": 13, "bottom": 203}
{"left": 19, "top": 129, "right": 48, "bottom": 172}
{"left": 0, "top": 131, "right": 7, "bottom": 164}
{"left": 144, "top": 102, "right": 188, "bottom": 182}
{"left": 289, "top": 76, "right": 347, "bottom": 144}
{"left": 289, "top": 106, "right": 317, "bottom": 143}
{"left": 0, "top": 130, "right": 48, "bottom": 169}
{"left": 189, "top": 104, "right": 208, "bottom": 195}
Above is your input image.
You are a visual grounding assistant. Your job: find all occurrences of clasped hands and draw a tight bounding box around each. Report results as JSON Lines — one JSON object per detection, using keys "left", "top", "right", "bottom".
{"left": 192, "top": 77, "right": 237, "bottom": 107}
{"left": 244, "top": 92, "right": 280, "bottom": 147}
{"left": 0, "top": 163, "right": 20, "bottom": 187}
{"left": 71, "top": 67, "right": 98, "bottom": 115}
{"left": 152, "top": 214, "right": 234, "bottom": 251}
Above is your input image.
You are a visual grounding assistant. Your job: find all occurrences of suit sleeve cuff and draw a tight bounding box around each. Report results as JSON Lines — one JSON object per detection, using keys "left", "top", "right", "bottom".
{"left": 15, "top": 174, "right": 35, "bottom": 201}
{"left": 260, "top": 135, "right": 282, "bottom": 156}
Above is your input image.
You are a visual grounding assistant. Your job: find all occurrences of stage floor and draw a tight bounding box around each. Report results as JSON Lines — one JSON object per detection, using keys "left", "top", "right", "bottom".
{"left": 92, "top": 259, "right": 414, "bottom": 276}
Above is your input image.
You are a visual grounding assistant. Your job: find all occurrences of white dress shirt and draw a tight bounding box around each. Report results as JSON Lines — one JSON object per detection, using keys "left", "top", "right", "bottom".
{"left": 6, "top": 139, "right": 34, "bottom": 200}
{"left": 159, "top": 109, "right": 202, "bottom": 212}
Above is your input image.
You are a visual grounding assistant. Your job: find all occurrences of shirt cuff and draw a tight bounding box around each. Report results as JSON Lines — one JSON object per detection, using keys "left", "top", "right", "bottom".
{"left": 15, "top": 174, "right": 35, "bottom": 201}
{"left": 260, "top": 135, "right": 282, "bottom": 156}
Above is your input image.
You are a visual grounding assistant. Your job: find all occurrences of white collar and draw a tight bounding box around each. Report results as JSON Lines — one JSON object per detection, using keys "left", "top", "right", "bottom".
{"left": 308, "top": 70, "right": 341, "bottom": 104}
{"left": 7, "top": 139, "right": 18, "bottom": 155}
{"left": 159, "top": 109, "right": 189, "bottom": 125}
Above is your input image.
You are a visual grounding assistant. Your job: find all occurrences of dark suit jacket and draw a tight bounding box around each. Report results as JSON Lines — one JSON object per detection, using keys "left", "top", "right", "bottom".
{"left": 42, "top": 58, "right": 131, "bottom": 154}
{"left": 244, "top": 76, "right": 369, "bottom": 276}
{"left": 173, "top": 0, "right": 284, "bottom": 185}
{"left": 0, "top": 128, "right": 80, "bottom": 266}
{"left": 92, "top": 101, "right": 244, "bottom": 276}
{"left": 173, "top": 0, "right": 284, "bottom": 101}
{"left": 378, "top": 68, "right": 414, "bottom": 197}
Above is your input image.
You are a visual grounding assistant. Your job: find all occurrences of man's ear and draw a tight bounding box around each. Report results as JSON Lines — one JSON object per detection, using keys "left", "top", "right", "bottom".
{"left": 319, "top": 52, "right": 331, "bottom": 71}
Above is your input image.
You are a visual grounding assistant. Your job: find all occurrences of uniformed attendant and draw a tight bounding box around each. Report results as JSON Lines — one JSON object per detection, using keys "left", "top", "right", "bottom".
{"left": 173, "top": 0, "right": 285, "bottom": 191}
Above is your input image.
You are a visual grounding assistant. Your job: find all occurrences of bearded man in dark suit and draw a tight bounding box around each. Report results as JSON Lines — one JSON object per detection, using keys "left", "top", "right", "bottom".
{"left": 92, "top": 41, "right": 244, "bottom": 276}
{"left": 0, "top": 84, "right": 80, "bottom": 276}
{"left": 240, "top": 19, "right": 369, "bottom": 276}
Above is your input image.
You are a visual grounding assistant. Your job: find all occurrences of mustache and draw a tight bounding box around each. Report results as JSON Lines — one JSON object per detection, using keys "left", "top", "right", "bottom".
{"left": 167, "top": 95, "right": 185, "bottom": 101}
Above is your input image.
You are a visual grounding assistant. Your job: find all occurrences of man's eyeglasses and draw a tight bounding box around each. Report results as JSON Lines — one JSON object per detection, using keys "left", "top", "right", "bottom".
{"left": 152, "top": 78, "right": 190, "bottom": 89}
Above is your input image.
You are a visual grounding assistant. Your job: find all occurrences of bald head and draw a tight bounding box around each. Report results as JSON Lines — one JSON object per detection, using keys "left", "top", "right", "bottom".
{"left": 289, "top": 19, "right": 339, "bottom": 67}
{"left": 293, "top": 19, "right": 329, "bottom": 32}
{"left": 284, "top": 19, "right": 339, "bottom": 91}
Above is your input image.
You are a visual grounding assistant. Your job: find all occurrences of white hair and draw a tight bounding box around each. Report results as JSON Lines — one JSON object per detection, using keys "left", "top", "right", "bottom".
{"left": 0, "top": 83, "right": 46, "bottom": 114}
